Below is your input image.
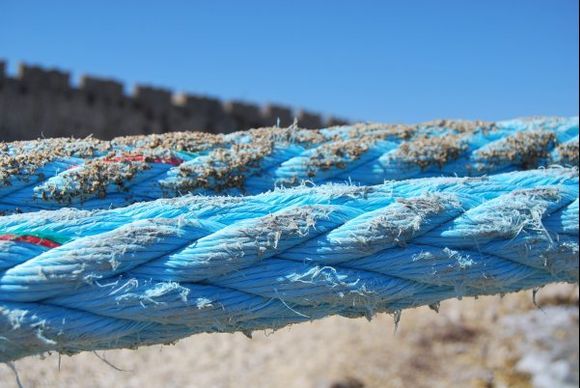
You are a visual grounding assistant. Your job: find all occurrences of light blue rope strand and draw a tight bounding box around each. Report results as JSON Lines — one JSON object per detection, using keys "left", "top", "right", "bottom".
{"left": 0, "top": 168, "right": 577, "bottom": 361}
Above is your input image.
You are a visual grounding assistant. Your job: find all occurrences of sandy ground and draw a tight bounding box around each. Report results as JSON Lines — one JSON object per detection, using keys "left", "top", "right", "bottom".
{"left": 1, "top": 284, "right": 578, "bottom": 388}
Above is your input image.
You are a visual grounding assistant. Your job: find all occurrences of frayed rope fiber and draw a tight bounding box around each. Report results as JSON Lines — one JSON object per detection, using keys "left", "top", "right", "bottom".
{"left": 1, "top": 117, "right": 578, "bottom": 213}
{"left": 0, "top": 167, "right": 578, "bottom": 361}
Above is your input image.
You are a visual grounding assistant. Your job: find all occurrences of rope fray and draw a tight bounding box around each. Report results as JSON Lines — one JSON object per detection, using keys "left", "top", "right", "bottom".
{"left": 0, "top": 168, "right": 578, "bottom": 361}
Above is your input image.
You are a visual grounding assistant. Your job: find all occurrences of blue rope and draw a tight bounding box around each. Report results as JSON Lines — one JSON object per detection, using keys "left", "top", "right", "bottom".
{"left": 0, "top": 167, "right": 577, "bottom": 361}
{"left": 1, "top": 117, "right": 577, "bottom": 212}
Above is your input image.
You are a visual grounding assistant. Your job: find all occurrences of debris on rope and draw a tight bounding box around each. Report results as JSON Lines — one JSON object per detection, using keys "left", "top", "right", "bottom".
{"left": 0, "top": 117, "right": 577, "bottom": 213}
{"left": 0, "top": 167, "right": 577, "bottom": 361}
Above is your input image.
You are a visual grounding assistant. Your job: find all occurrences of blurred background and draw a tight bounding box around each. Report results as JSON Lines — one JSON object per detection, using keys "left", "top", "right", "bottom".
{"left": 0, "top": 1, "right": 579, "bottom": 387}
{"left": 1, "top": 0, "right": 578, "bottom": 140}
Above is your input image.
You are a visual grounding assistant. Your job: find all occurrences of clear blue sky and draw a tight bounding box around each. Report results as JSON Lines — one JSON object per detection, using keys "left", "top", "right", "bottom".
{"left": 1, "top": 0, "right": 578, "bottom": 123}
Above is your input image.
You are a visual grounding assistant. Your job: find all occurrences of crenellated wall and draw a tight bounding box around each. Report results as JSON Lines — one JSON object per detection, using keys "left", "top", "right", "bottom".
{"left": 0, "top": 60, "right": 348, "bottom": 141}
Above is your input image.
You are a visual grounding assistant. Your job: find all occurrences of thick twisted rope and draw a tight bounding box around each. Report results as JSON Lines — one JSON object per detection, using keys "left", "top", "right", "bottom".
{"left": 0, "top": 167, "right": 577, "bottom": 361}
{"left": 1, "top": 117, "right": 577, "bottom": 213}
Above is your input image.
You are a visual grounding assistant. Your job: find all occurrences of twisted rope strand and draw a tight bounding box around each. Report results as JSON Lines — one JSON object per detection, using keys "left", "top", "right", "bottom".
{"left": 0, "top": 167, "right": 577, "bottom": 361}
{"left": 1, "top": 117, "right": 577, "bottom": 213}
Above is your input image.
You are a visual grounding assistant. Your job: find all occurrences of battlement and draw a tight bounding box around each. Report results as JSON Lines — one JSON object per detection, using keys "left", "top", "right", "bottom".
{"left": 18, "top": 64, "right": 70, "bottom": 91}
{"left": 80, "top": 76, "right": 124, "bottom": 99}
{"left": 0, "top": 61, "right": 5, "bottom": 82}
{"left": 0, "top": 60, "right": 349, "bottom": 141}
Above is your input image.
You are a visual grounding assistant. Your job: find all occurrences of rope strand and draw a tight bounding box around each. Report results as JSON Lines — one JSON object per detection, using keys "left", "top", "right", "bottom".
{"left": 0, "top": 167, "right": 577, "bottom": 361}
{"left": 1, "top": 117, "right": 577, "bottom": 213}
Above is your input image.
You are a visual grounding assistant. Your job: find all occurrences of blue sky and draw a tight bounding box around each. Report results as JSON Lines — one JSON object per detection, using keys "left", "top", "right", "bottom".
{"left": 1, "top": 0, "right": 578, "bottom": 123}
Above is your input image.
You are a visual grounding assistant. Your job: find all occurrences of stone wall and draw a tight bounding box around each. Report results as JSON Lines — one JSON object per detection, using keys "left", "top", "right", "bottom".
{"left": 0, "top": 60, "right": 348, "bottom": 141}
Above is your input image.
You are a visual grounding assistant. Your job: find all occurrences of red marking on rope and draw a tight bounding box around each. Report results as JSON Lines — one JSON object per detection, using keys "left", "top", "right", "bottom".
{"left": 104, "top": 154, "right": 183, "bottom": 166}
{"left": 0, "top": 234, "right": 61, "bottom": 249}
